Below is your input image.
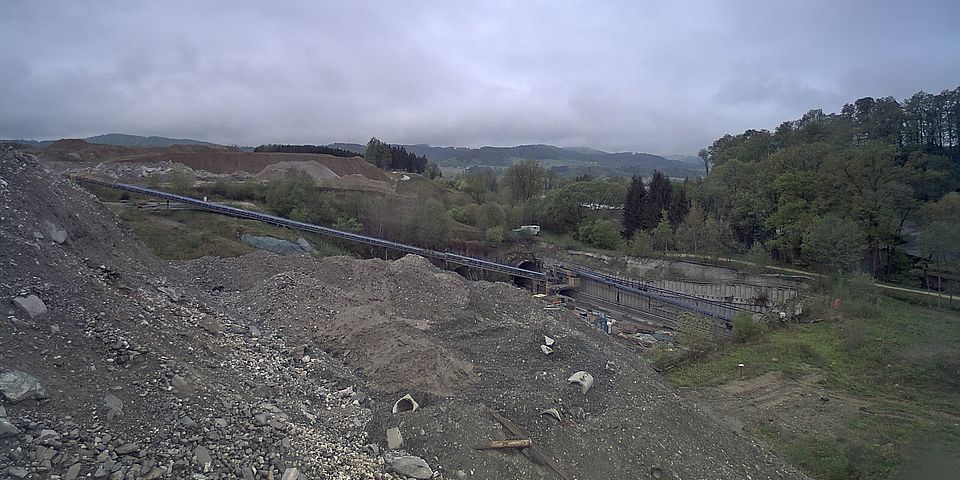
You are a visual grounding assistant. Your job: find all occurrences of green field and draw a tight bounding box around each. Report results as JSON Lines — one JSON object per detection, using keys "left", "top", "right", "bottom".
{"left": 665, "top": 295, "right": 960, "bottom": 479}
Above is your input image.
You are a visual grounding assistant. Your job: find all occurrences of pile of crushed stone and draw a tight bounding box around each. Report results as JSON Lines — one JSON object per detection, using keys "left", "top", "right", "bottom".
{"left": 0, "top": 150, "right": 388, "bottom": 480}
{"left": 183, "top": 251, "right": 810, "bottom": 479}
{"left": 1, "top": 148, "right": 808, "bottom": 480}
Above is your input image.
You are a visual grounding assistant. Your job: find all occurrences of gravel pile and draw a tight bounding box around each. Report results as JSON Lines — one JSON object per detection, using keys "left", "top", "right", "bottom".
{"left": 0, "top": 150, "right": 391, "bottom": 479}
{"left": 183, "top": 246, "right": 810, "bottom": 479}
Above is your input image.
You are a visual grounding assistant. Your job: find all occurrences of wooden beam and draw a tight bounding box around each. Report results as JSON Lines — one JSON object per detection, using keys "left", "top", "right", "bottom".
{"left": 475, "top": 439, "right": 533, "bottom": 450}
{"left": 482, "top": 406, "right": 573, "bottom": 480}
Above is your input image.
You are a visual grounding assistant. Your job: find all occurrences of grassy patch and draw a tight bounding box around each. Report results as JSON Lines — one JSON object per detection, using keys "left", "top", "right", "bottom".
{"left": 665, "top": 297, "right": 960, "bottom": 479}
{"left": 113, "top": 207, "right": 349, "bottom": 260}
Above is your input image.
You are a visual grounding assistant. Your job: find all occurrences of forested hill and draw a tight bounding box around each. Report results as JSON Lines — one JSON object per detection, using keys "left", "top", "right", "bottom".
{"left": 695, "top": 86, "right": 960, "bottom": 279}
{"left": 330, "top": 142, "right": 701, "bottom": 177}
{"left": 84, "top": 134, "right": 224, "bottom": 148}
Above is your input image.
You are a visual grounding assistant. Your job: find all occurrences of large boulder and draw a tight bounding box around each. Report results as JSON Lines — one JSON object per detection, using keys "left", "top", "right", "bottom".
{"left": 0, "top": 417, "right": 19, "bottom": 438}
{"left": 12, "top": 295, "right": 47, "bottom": 319}
{"left": 41, "top": 220, "right": 68, "bottom": 244}
{"left": 240, "top": 234, "right": 312, "bottom": 255}
{"left": 0, "top": 369, "right": 47, "bottom": 403}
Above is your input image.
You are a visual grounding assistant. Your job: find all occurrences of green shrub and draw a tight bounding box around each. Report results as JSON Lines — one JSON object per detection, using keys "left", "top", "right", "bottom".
{"left": 834, "top": 272, "right": 881, "bottom": 318}
{"left": 169, "top": 164, "right": 195, "bottom": 194}
{"left": 577, "top": 218, "right": 624, "bottom": 250}
{"left": 448, "top": 207, "right": 470, "bottom": 224}
{"left": 625, "top": 230, "right": 654, "bottom": 257}
{"left": 674, "top": 314, "right": 718, "bottom": 357}
{"left": 485, "top": 226, "right": 505, "bottom": 245}
{"left": 732, "top": 312, "right": 766, "bottom": 343}
{"left": 840, "top": 319, "right": 869, "bottom": 352}
{"left": 333, "top": 216, "right": 363, "bottom": 233}
{"left": 838, "top": 272, "right": 880, "bottom": 302}
{"left": 746, "top": 241, "right": 769, "bottom": 266}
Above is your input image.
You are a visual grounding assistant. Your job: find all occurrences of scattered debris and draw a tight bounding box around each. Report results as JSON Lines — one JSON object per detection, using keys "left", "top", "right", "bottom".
{"left": 567, "top": 371, "right": 594, "bottom": 395}
{"left": 156, "top": 286, "right": 182, "bottom": 302}
{"left": 544, "top": 335, "right": 556, "bottom": 346}
{"left": 386, "top": 427, "right": 403, "bottom": 449}
{"left": 475, "top": 438, "right": 533, "bottom": 450}
{"left": 541, "top": 408, "right": 562, "bottom": 422}
{"left": 102, "top": 394, "right": 124, "bottom": 419}
{"left": 540, "top": 345, "right": 554, "bottom": 355}
{"left": 392, "top": 393, "right": 420, "bottom": 414}
{"left": 0, "top": 150, "right": 810, "bottom": 480}
{"left": 484, "top": 406, "right": 573, "bottom": 480}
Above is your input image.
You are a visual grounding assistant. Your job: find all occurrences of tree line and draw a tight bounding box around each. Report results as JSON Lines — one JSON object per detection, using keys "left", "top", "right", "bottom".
{"left": 364, "top": 137, "right": 441, "bottom": 178}
{"left": 693, "top": 85, "right": 960, "bottom": 280}
{"left": 253, "top": 144, "right": 359, "bottom": 157}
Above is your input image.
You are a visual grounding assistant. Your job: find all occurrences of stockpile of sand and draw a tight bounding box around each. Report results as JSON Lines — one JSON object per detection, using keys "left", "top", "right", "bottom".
{"left": 255, "top": 160, "right": 341, "bottom": 181}
{"left": 156, "top": 152, "right": 389, "bottom": 180}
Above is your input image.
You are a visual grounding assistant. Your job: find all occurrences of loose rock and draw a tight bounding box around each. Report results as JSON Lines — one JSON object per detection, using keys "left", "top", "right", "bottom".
{"left": 0, "top": 417, "right": 19, "bottom": 437}
{"left": 42, "top": 220, "right": 68, "bottom": 243}
{"left": 12, "top": 294, "right": 47, "bottom": 318}
{"left": 386, "top": 427, "right": 403, "bottom": 449}
{"left": 388, "top": 455, "right": 433, "bottom": 479}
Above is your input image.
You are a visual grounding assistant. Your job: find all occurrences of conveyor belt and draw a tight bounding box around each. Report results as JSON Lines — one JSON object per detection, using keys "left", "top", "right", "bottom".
{"left": 74, "top": 177, "right": 546, "bottom": 280}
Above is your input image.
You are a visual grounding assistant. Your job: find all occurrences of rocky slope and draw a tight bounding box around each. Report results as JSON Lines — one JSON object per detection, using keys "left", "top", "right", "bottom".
{"left": 1, "top": 150, "right": 384, "bottom": 479}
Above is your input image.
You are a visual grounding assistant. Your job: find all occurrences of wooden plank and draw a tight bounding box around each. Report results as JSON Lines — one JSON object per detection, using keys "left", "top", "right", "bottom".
{"left": 475, "top": 439, "right": 533, "bottom": 450}
{"left": 483, "top": 406, "right": 574, "bottom": 480}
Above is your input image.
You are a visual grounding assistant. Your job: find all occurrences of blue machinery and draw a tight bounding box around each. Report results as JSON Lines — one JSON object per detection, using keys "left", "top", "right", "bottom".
{"left": 76, "top": 177, "right": 745, "bottom": 325}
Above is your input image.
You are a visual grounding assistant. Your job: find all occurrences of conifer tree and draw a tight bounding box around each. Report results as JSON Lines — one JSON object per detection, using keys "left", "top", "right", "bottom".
{"left": 622, "top": 175, "right": 646, "bottom": 238}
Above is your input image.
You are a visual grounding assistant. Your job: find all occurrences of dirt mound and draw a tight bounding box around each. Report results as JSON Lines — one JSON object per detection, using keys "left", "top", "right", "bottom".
{"left": 182, "top": 250, "right": 810, "bottom": 480}
{"left": 43, "top": 139, "right": 239, "bottom": 164}
{"left": 255, "top": 160, "right": 340, "bottom": 181}
{"left": 44, "top": 139, "right": 140, "bottom": 162}
{"left": 150, "top": 152, "right": 389, "bottom": 181}
{"left": 43, "top": 141, "right": 388, "bottom": 182}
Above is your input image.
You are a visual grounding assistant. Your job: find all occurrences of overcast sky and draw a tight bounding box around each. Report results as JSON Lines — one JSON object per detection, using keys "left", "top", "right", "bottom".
{"left": 1, "top": 1, "right": 958, "bottom": 155}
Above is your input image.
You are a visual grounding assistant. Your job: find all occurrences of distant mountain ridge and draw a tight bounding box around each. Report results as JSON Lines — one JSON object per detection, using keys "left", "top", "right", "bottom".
{"left": 3, "top": 133, "right": 702, "bottom": 177}
{"left": 2, "top": 133, "right": 227, "bottom": 149}
{"left": 331, "top": 142, "right": 702, "bottom": 177}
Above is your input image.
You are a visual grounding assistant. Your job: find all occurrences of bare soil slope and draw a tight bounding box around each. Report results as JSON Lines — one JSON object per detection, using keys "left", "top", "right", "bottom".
{"left": 149, "top": 152, "right": 388, "bottom": 180}
{"left": 42, "top": 139, "right": 389, "bottom": 181}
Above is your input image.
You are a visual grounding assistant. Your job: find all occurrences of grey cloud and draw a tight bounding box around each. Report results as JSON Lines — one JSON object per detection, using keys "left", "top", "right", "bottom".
{"left": 1, "top": 0, "right": 958, "bottom": 154}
